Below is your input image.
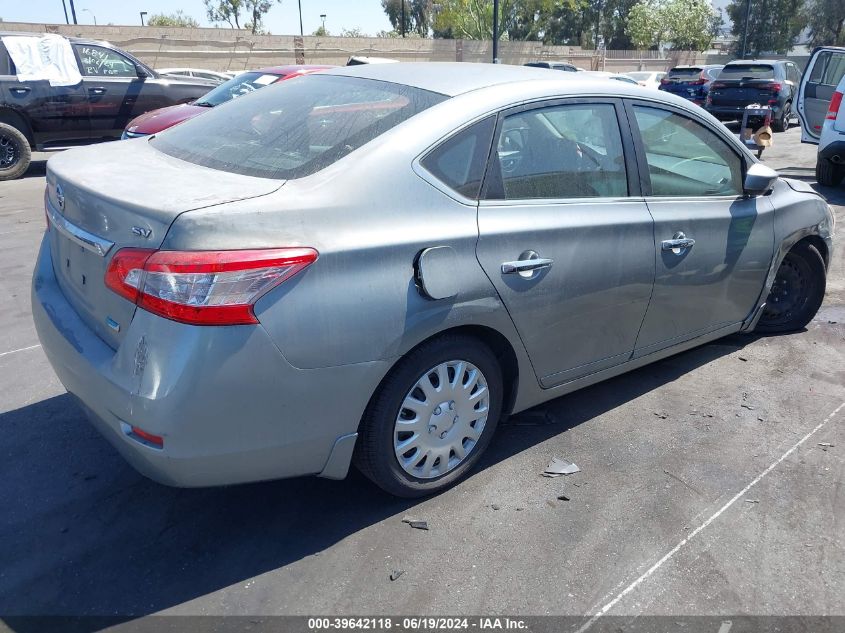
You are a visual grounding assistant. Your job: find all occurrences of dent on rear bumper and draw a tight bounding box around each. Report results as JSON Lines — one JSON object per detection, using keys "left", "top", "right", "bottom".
{"left": 31, "top": 235, "right": 389, "bottom": 487}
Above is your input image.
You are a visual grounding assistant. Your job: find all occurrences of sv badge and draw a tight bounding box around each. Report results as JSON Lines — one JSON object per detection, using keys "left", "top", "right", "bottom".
{"left": 131, "top": 226, "right": 152, "bottom": 239}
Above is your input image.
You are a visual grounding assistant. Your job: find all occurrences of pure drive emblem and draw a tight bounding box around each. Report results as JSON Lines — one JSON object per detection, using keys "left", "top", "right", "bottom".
{"left": 132, "top": 226, "right": 152, "bottom": 239}
{"left": 56, "top": 184, "right": 65, "bottom": 211}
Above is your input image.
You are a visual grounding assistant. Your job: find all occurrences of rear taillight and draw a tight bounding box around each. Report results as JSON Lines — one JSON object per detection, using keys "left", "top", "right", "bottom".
{"left": 689, "top": 78, "right": 706, "bottom": 85}
{"left": 827, "top": 91, "right": 843, "bottom": 120}
{"left": 660, "top": 77, "right": 669, "bottom": 85}
{"left": 105, "top": 247, "right": 318, "bottom": 325}
{"left": 711, "top": 82, "right": 726, "bottom": 89}
{"left": 769, "top": 82, "right": 782, "bottom": 93}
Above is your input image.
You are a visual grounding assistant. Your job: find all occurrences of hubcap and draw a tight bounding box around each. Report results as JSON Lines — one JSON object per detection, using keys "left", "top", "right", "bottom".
{"left": 394, "top": 359, "right": 490, "bottom": 479}
{"left": 0, "top": 133, "right": 20, "bottom": 169}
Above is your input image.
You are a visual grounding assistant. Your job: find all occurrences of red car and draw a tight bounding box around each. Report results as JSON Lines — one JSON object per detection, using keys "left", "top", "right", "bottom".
{"left": 122, "top": 65, "right": 335, "bottom": 138}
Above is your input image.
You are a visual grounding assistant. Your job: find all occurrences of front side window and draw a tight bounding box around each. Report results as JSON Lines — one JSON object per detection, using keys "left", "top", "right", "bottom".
{"left": 151, "top": 74, "right": 447, "bottom": 180}
{"left": 421, "top": 117, "right": 495, "bottom": 199}
{"left": 632, "top": 106, "right": 742, "bottom": 197}
{"left": 74, "top": 44, "right": 137, "bottom": 77}
{"left": 486, "top": 103, "right": 627, "bottom": 200}
{"left": 194, "top": 72, "right": 283, "bottom": 107}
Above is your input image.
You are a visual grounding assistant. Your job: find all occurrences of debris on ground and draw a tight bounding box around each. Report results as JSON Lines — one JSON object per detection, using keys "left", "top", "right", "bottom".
{"left": 389, "top": 570, "right": 405, "bottom": 581}
{"left": 818, "top": 442, "right": 834, "bottom": 450}
{"left": 738, "top": 356, "right": 749, "bottom": 362}
{"left": 491, "top": 504, "right": 501, "bottom": 511}
{"left": 401, "top": 517, "right": 429, "bottom": 530}
{"left": 741, "top": 403, "right": 755, "bottom": 410}
{"left": 654, "top": 412, "right": 668, "bottom": 419}
{"left": 557, "top": 493, "right": 570, "bottom": 501}
{"left": 744, "top": 499, "right": 760, "bottom": 504}
{"left": 543, "top": 456, "right": 581, "bottom": 477}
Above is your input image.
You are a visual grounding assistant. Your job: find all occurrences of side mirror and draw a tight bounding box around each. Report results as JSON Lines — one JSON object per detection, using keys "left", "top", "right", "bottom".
{"left": 136, "top": 66, "right": 153, "bottom": 79}
{"left": 744, "top": 162, "right": 778, "bottom": 196}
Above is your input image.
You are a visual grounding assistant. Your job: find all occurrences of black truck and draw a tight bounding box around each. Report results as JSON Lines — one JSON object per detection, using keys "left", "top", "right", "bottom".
{"left": 0, "top": 32, "right": 217, "bottom": 180}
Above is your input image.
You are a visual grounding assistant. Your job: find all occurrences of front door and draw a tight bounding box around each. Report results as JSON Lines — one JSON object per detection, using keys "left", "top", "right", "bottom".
{"left": 476, "top": 99, "right": 655, "bottom": 388}
{"left": 626, "top": 102, "right": 775, "bottom": 357}
{"left": 798, "top": 48, "right": 845, "bottom": 144}
{"left": 72, "top": 43, "right": 147, "bottom": 139}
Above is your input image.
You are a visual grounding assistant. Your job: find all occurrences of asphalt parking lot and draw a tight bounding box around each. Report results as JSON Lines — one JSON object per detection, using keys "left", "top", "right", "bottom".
{"left": 0, "top": 126, "right": 843, "bottom": 627}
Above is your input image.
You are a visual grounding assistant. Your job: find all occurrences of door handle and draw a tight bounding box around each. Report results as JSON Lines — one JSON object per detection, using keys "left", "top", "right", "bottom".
{"left": 10, "top": 86, "right": 31, "bottom": 95}
{"left": 501, "top": 251, "right": 554, "bottom": 277}
{"left": 661, "top": 232, "right": 695, "bottom": 253}
{"left": 88, "top": 87, "right": 106, "bottom": 95}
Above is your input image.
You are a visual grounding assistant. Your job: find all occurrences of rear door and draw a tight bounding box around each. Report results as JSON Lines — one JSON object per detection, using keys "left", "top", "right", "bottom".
{"left": 475, "top": 99, "right": 655, "bottom": 388}
{"left": 797, "top": 47, "right": 845, "bottom": 143}
{"left": 625, "top": 101, "right": 774, "bottom": 355}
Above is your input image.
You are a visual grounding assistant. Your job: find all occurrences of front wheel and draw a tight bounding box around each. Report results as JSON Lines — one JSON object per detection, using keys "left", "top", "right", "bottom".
{"left": 354, "top": 334, "right": 503, "bottom": 497}
{"left": 756, "top": 242, "right": 826, "bottom": 333}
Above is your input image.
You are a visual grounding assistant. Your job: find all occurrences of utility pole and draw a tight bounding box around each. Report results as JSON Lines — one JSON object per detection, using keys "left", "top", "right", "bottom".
{"left": 298, "top": 0, "right": 303, "bottom": 36}
{"left": 492, "top": 0, "right": 499, "bottom": 62}
{"left": 68, "top": 0, "right": 78, "bottom": 24}
{"left": 741, "top": 0, "right": 751, "bottom": 58}
{"left": 61, "top": 0, "right": 70, "bottom": 24}
{"left": 401, "top": 0, "right": 406, "bottom": 38}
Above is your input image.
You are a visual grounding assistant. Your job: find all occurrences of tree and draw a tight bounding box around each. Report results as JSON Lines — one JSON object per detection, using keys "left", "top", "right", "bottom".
{"left": 204, "top": 0, "right": 282, "bottom": 34}
{"left": 147, "top": 10, "right": 200, "bottom": 28}
{"left": 340, "top": 27, "right": 369, "bottom": 37}
{"left": 312, "top": 25, "right": 329, "bottom": 36}
{"left": 726, "top": 0, "right": 805, "bottom": 56}
{"left": 431, "top": 0, "right": 519, "bottom": 40}
{"left": 381, "top": 0, "right": 433, "bottom": 36}
{"left": 627, "top": 0, "right": 665, "bottom": 48}
{"left": 803, "top": 0, "right": 845, "bottom": 46}
{"left": 628, "top": 0, "right": 721, "bottom": 51}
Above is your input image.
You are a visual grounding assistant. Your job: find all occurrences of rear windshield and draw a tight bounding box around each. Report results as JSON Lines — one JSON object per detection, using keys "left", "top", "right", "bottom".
{"left": 194, "top": 71, "right": 284, "bottom": 107}
{"left": 666, "top": 67, "right": 703, "bottom": 80}
{"left": 151, "top": 75, "right": 446, "bottom": 179}
{"left": 719, "top": 64, "right": 775, "bottom": 79}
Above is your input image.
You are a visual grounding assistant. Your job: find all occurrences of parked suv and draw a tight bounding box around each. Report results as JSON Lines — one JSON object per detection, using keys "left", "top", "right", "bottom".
{"left": 796, "top": 46, "right": 845, "bottom": 185}
{"left": 658, "top": 65, "right": 723, "bottom": 106}
{"left": 0, "top": 33, "right": 216, "bottom": 180}
{"left": 706, "top": 60, "right": 802, "bottom": 132}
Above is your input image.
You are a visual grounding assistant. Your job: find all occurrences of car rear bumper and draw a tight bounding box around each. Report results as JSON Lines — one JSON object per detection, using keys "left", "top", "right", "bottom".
{"left": 32, "top": 234, "right": 388, "bottom": 487}
{"left": 706, "top": 104, "right": 784, "bottom": 120}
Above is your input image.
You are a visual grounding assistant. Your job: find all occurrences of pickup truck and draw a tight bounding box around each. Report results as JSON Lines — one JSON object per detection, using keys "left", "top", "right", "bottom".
{"left": 0, "top": 32, "right": 216, "bottom": 180}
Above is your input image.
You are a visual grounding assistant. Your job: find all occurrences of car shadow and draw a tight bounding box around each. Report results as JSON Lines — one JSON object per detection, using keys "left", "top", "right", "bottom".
{"left": 21, "top": 158, "right": 48, "bottom": 179}
{"left": 0, "top": 333, "right": 760, "bottom": 623}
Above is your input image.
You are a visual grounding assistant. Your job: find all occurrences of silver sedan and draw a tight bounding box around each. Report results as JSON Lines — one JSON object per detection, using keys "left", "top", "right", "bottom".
{"left": 33, "top": 63, "right": 834, "bottom": 497}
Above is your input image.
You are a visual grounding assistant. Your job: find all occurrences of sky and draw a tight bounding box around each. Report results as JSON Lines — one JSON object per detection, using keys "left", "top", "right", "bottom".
{"left": 2, "top": 1, "right": 394, "bottom": 36}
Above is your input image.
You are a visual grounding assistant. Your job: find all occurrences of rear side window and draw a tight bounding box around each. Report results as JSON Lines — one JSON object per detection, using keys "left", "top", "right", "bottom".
{"left": 485, "top": 103, "right": 627, "bottom": 200}
{"left": 151, "top": 75, "right": 447, "bottom": 180}
{"left": 633, "top": 106, "right": 742, "bottom": 197}
{"left": 720, "top": 64, "right": 775, "bottom": 79}
{"left": 0, "top": 42, "right": 12, "bottom": 75}
{"left": 808, "top": 51, "right": 845, "bottom": 86}
{"left": 421, "top": 117, "right": 495, "bottom": 199}
{"left": 705, "top": 67, "right": 722, "bottom": 79}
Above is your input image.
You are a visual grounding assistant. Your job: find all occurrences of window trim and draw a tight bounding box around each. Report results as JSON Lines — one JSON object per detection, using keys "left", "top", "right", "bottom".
{"left": 479, "top": 96, "right": 641, "bottom": 205}
{"left": 623, "top": 98, "right": 749, "bottom": 200}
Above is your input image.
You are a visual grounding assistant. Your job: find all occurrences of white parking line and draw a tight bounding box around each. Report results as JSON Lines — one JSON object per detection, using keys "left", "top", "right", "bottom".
{"left": 575, "top": 400, "right": 845, "bottom": 633}
{"left": 0, "top": 344, "right": 41, "bottom": 359}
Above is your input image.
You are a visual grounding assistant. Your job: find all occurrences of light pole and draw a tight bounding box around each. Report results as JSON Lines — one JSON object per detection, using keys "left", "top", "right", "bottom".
{"left": 492, "top": 0, "right": 499, "bottom": 63}
{"left": 320, "top": 13, "right": 326, "bottom": 32}
{"left": 741, "top": 0, "right": 751, "bottom": 58}
{"left": 61, "top": 0, "right": 70, "bottom": 24}
{"left": 298, "top": 0, "right": 303, "bottom": 36}
{"left": 68, "top": 0, "right": 78, "bottom": 24}
{"left": 140, "top": 11, "right": 147, "bottom": 26}
{"left": 81, "top": 8, "right": 97, "bottom": 25}
{"left": 401, "top": 0, "right": 406, "bottom": 38}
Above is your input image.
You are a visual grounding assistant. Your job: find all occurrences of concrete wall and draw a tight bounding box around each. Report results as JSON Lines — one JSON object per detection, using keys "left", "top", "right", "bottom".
{"left": 0, "top": 21, "right": 807, "bottom": 73}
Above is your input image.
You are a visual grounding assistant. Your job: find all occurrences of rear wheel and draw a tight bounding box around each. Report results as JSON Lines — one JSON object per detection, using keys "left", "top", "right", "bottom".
{"left": 0, "top": 122, "right": 31, "bottom": 181}
{"left": 816, "top": 157, "right": 844, "bottom": 187}
{"left": 772, "top": 102, "right": 790, "bottom": 132}
{"left": 354, "top": 334, "right": 503, "bottom": 497}
{"left": 756, "top": 242, "right": 826, "bottom": 333}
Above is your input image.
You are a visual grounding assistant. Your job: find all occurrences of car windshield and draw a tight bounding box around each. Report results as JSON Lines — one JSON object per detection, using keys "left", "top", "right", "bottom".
{"left": 151, "top": 74, "right": 447, "bottom": 180}
{"left": 720, "top": 64, "right": 775, "bottom": 79}
{"left": 627, "top": 72, "right": 652, "bottom": 80}
{"left": 194, "top": 71, "right": 284, "bottom": 107}
{"left": 666, "top": 68, "right": 703, "bottom": 80}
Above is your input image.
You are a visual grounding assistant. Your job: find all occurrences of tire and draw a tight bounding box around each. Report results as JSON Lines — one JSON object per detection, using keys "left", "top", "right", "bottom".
{"left": 354, "top": 334, "right": 503, "bottom": 497}
{"left": 756, "top": 242, "right": 826, "bottom": 333}
{"left": 816, "top": 157, "right": 844, "bottom": 187}
{"left": 0, "top": 122, "right": 31, "bottom": 181}
{"left": 772, "top": 102, "right": 790, "bottom": 133}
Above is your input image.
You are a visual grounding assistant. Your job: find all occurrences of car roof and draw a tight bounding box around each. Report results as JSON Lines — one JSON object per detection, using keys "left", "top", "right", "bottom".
{"left": 724, "top": 59, "right": 783, "bottom": 65}
{"left": 324, "top": 62, "right": 589, "bottom": 97}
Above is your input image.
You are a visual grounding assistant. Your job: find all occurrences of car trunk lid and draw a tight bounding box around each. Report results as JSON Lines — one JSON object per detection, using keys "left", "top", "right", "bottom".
{"left": 45, "top": 139, "right": 283, "bottom": 350}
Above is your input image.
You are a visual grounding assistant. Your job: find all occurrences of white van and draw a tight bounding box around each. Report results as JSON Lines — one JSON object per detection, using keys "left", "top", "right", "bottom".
{"left": 797, "top": 46, "right": 845, "bottom": 185}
